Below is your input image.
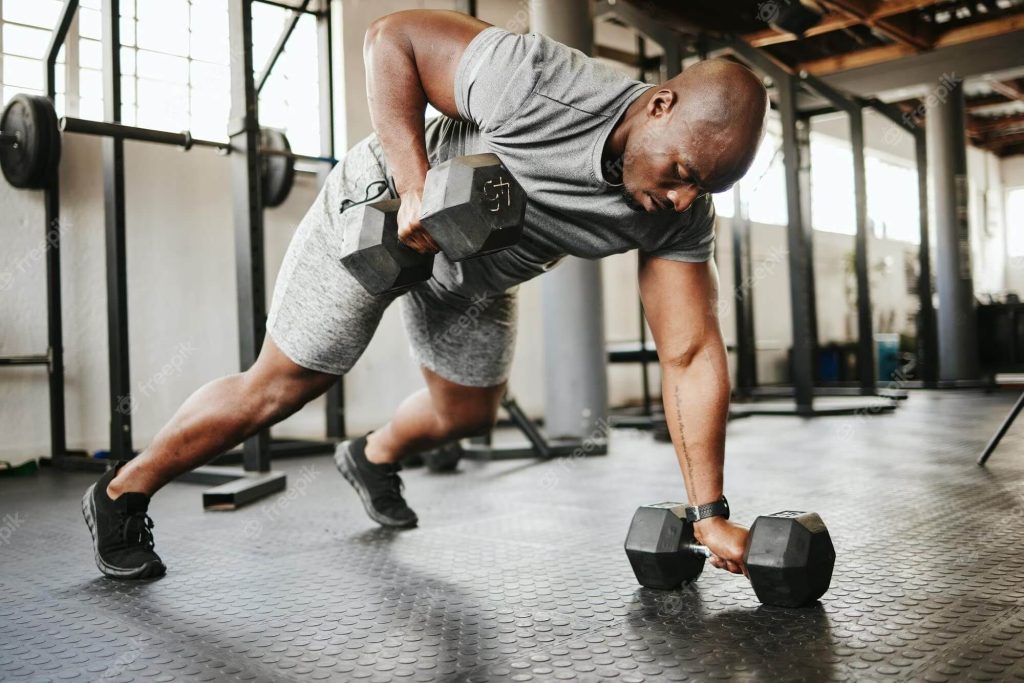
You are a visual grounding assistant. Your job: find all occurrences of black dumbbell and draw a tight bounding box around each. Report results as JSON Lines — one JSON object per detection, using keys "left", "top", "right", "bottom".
{"left": 624, "top": 503, "right": 836, "bottom": 607}
{"left": 341, "top": 153, "right": 526, "bottom": 296}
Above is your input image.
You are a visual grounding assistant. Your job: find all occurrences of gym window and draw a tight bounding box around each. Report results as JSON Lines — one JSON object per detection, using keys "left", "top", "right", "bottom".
{"left": 2, "top": 0, "right": 323, "bottom": 156}
{"left": 1008, "top": 188, "right": 1024, "bottom": 259}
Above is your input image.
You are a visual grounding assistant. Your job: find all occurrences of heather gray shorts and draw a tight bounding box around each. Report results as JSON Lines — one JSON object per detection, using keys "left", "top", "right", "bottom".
{"left": 266, "top": 134, "right": 517, "bottom": 388}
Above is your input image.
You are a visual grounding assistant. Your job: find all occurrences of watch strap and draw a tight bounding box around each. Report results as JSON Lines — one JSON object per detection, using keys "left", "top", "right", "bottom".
{"left": 685, "top": 496, "right": 730, "bottom": 522}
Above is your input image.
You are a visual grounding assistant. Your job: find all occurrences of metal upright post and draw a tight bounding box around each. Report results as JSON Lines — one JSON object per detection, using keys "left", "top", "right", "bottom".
{"left": 101, "top": 0, "right": 133, "bottom": 459}
{"left": 533, "top": 0, "right": 609, "bottom": 443}
{"left": 318, "top": 0, "right": 345, "bottom": 440}
{"left": 849, "top": 106, "right": 875, "bottom": 392}
{"left": 43, "top": 0, "right": 78, "bottom": 461}
{"left": 915, "top": 132, "right": 938, "bottom": 387}
{"left": 779, "top": 74, "right": 816, "bottom": 413}
{"left": 228, "top": 0, "right": 270, "bottom": 470}
{"left": 927, "top": 79, "right": 978, "bottom": 382}
{"left": 732, "top": 185, "right": 758, "bottom": 398}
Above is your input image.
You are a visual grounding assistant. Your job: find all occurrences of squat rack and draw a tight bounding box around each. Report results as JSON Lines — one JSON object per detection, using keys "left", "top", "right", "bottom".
{"left": 3, "top": 0, "right": 342, "bottom": 507}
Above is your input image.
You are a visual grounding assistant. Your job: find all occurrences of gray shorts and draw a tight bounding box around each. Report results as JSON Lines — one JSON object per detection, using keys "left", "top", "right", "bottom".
{"left": 266, "top": 135, "right": 517, "bottom": 388}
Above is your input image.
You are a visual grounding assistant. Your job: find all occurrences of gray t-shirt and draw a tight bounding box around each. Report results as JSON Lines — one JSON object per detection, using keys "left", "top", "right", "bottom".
{"left": 424, "top": 26, "right": 716, "bottom": 296}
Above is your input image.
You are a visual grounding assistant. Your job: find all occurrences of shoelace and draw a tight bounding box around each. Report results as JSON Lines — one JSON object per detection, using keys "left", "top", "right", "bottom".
{"left": 120, "top": 511, "right": 156, "bottom": 551}
{"left": 371, "top": 467, "right": 407, "bottom": 509}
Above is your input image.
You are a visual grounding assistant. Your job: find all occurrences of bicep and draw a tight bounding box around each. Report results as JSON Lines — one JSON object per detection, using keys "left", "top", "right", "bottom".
{"left": 637, "top": 255, "right": 722, "bottom": 366}
{"left": 366, "top": 10, "right": 490, "bottom": 120}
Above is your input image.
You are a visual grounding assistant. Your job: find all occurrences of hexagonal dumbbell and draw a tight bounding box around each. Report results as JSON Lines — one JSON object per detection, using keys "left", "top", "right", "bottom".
{"left": 419, "top": 153, "right": 526, "bottom": 261}
{"left": 341, "top": 154, "right": 527, "bottom": 296}
{"left": 624, "top": 503, "right": 835, "bottom": 607}
{"left": 340, "top": 199, "right": 435, "bottom": 296}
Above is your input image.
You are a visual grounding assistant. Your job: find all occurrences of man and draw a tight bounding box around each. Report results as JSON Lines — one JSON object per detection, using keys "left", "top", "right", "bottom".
{"left": 82, "top": 10, "right": 767, "bottom": 580}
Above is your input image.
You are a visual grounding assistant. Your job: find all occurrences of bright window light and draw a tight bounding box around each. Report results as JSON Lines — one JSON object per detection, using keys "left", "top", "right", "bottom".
{"left": 1007, "top": 188, "right": 1024, "bottom": 258}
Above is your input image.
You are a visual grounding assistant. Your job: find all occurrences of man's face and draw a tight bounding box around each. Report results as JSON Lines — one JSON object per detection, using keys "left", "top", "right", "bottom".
{"left": 619, "top": 99, "right": 751, "bottom": 216}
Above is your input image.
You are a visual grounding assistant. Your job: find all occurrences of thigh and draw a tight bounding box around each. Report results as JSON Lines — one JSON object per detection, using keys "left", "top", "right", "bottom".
{"left": 267, "top": 135, "right": 398, "bottom": 375}
{"left": 400, "top": 281, "right": 518, "bottom": 388}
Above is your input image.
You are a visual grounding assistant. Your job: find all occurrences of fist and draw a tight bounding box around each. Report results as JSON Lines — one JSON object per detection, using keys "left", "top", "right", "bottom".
{"left": 396, "top": 188, "right": 440, "bottom": 255}
{"left": 695, "top": 517, "right": 749, "bottom": 575}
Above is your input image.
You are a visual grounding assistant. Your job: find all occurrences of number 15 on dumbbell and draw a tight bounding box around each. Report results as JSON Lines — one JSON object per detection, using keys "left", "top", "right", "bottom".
{"left": 341, "top": 154, "right": 527, "bottom": 296}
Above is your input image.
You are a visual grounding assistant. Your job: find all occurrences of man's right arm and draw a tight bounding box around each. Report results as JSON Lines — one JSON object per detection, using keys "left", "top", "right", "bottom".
{"left": 363, "top": 10, "right": 490, "bottom": 253}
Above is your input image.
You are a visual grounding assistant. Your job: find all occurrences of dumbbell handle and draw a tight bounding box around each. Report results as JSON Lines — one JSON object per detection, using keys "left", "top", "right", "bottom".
{"left": 0, "top": 131, "right": 20, "bottom": 147}
{"left": 680, "top": 543, "right": 714, "bottom": 559}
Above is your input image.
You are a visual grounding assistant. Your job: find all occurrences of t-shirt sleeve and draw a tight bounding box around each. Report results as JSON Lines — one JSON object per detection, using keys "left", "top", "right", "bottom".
{"left": 643, "top": 194, "right": 717, "bottom": 263}
{"left": 454, "top": 27, "right": 541, "bottom": 134}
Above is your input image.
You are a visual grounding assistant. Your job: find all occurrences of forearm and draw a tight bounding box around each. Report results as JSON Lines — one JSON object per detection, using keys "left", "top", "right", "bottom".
{"left": 660, "top": 338, "right": 731, "bottom": 507}
{"left": 363, "top": 19, "right": 431, "bottom": 194}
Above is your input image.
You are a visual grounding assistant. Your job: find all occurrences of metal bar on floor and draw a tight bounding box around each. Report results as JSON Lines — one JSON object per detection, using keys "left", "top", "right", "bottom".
{"left": 977, "top": 392, "right": 1024, "bottom": 466}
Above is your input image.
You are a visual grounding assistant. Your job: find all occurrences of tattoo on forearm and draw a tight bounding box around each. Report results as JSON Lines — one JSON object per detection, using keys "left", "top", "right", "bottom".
{"left": 674, "top": 384, "right": 695, "bottom": 500}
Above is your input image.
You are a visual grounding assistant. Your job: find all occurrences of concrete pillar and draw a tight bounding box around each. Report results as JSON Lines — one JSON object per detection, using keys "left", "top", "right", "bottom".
{"left": 531, "top": 0, "right": 608, "bottom": 441}
{"left": 927, "top": 79, "right": 979, "bottom": 381}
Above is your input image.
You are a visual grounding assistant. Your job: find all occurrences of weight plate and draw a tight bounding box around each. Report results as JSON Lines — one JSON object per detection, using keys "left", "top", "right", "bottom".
{"left": 260, "top": 128, "right": 295, "bottom": 208}
{"left": 1, "top": 94, "right": 56, "bottom": 189}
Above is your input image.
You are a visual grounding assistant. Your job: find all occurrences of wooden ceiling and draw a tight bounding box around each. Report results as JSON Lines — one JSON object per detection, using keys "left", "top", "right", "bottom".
{"left": 614, "top": 0, "right": 1024, "bottom": 156}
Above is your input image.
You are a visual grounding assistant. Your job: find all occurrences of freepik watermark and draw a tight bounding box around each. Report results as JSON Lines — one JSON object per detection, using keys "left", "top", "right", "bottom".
{"left": 433, "top": 293, "right": 493, "bottom": 346}
{"left": 115, "top": 340, "right": 199, "bottom": 415}
{"left": 97, "top": 636, "right": 145, "bottom": 681}
{"left": 243, "top": 464, "right": 320, "bottom": 539}
{"left": 881, "top": 72, "right": 961, "bottom": 147}
{"left": 0, "top": 218, "right": 70, "bottom": 292}
{"left": 0, "top": 513, "right": 27, "bottom": 546}
{"left": 719, "top": 245, "right": 787, "bottom": 318}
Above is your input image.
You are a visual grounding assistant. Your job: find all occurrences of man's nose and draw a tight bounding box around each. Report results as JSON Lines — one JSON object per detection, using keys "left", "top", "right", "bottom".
{"left": 666, "top": 187, "right": 699, "bottom": 212}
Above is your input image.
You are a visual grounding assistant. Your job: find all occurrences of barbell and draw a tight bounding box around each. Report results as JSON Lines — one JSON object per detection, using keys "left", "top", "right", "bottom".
{"left": 0, "top": 93, "right": 322, "bottom": 207}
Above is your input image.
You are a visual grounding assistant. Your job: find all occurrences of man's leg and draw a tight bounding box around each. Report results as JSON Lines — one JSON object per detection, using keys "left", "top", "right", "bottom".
{"left": 107, "top": 337, "right": 340, "bottom": 498}
{"left": 365, "top": 366, "right": 504, "bottom": 465}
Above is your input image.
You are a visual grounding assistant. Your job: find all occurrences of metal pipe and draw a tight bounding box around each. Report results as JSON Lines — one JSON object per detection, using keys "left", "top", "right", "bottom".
{"left": 61, "top": 116, "right": 229, "bottom": 151}
{"left": 256, "top": 0, "right": 312, "bottom": 94}
{"left": 46, "top": 0, "right": 79, "bottom": 100}
{"left": 0, "top": 355, "right": 50, "bottom": 366}
{"left": 60, "top": 117, "right": 337, "bottom": 164}
{"left": 252, "top": 0, "right": 320, "bottom": 15}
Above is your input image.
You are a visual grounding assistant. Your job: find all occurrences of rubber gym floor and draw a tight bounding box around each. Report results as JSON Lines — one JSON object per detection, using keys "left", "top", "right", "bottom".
{"left": 1, "top": 390, "right": 1023, "bottom": 683}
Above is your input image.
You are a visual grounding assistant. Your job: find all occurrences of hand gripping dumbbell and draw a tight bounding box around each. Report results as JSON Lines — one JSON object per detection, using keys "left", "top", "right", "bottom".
{"left": 341, "top": 153, "right": 527, "bottom": 296}
{"left": 624, "top": 503, "right": 836, "bottom": 607}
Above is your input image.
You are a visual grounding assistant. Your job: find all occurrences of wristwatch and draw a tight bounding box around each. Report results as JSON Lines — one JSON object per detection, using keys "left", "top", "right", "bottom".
{"left": 685, "top": 496, "right": 730, "bottom": 523}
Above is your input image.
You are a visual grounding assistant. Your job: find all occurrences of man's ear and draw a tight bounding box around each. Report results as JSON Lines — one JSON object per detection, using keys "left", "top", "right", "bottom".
{"left": 647, "top": 89, "right": 677, "bottom": 118}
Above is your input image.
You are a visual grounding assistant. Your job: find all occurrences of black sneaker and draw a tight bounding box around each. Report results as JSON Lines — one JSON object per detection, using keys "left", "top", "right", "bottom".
{"left": 335, "top": 436, "right": 418, "bottom": 528}
{"left": 81, "top": 464, "right": 166, "bottom": 580}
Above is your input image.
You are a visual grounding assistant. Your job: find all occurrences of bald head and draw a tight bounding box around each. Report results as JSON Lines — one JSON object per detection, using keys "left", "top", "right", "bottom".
{"left": 615, "top": 58, "right": 769, "bottom": 215}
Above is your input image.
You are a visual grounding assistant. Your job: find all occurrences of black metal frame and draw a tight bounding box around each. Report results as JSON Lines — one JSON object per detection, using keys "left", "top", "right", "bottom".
{"left": 462, "top": 393, "right": 608, "bottom": 462}
{"left": 0, "top": 0, "right": 80, "bottom": 466}
{"left": 860, "top": 97, "right": 939, "bottom": 388}
{"left": 798, "top": 71, "right": 875, "bottom": 395}
{"left": 16, "top": 0, "right": 341, "bottom": 506}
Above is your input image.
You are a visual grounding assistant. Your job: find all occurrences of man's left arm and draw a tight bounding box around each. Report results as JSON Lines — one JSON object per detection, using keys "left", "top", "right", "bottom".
{"left": 637, "top": 254, "right": 748, "bottom": 574}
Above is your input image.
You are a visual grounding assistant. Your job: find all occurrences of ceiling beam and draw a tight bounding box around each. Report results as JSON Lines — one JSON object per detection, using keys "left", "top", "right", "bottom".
{"left": 744, "top": 0, "right": 946, "bottom": 47}
{"left": 800, "top": 13, "right": 1024, "bottom": 75}
{"left": 817, "top": 0, "right": 934, "bottom": 50}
